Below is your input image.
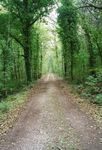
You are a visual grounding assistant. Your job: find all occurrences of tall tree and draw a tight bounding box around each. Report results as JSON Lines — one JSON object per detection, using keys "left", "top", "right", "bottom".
{"left": 1, "top": 0, "right": 54, "bottom": 83}
{"left": 58, "top": 0, "right": 79, "bottom": 80}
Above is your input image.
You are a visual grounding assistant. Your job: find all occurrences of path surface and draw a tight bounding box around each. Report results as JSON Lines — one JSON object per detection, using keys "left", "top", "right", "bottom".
{"left": 0, "top": 74, "right": 102, "bottom": 150}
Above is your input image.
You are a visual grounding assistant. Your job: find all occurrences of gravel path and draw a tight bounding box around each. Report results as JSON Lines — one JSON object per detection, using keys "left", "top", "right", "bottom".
{"left": 0, "top": 74, "right": 102, "bottom": 150}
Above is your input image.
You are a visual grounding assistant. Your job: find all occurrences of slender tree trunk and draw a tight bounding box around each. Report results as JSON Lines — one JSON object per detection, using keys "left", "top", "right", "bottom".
{"left": 63, "top": 51, "right": 67, "bottom": 78}
{"left": 39, "top": 45, "right": 43, "bottom": 78}
{"left": 36, "top": 33, "right": 40, "bottom": 79}
{"left": 2, "top": 48, "right": 6, "bottom": 97}
{"left": 13, "top": 56, "right": 18, "bottom": 80}
{"left": 17, "top": 49, "right": 21, "bottom": 83}
{"left": 64, "top": 63, "right": 67, "bottom": 78}
{"left": 70, "top": 42, "right": 74, "bottom": 81}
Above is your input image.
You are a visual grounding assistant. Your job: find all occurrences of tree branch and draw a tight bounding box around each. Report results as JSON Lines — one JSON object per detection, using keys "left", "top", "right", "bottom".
{"left": 10, "top": 33, "right": 24, "bottom": 48}
{"left": 29, "top": 10, "right": 47, "bottom": 27}
{"left": 79, "top": 4, "right": 102, "bottom": 10}
{"left": 29, "top": 7, "right": 54, "bottom": 27}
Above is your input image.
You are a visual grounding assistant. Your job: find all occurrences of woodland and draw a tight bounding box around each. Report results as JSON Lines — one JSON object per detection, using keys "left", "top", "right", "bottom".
{"left": 0, "top": 0, "right": 102, "bottom": 105}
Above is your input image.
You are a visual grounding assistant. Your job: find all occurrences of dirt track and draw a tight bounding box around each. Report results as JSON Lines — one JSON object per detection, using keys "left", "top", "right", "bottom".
{"left": 0, "top": 74, "right": 102, "bottom": 150}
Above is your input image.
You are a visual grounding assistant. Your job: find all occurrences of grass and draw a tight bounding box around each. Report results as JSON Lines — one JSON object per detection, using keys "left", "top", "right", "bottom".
{"left": 0, "top": 89, "right": 29, "bottom": 122}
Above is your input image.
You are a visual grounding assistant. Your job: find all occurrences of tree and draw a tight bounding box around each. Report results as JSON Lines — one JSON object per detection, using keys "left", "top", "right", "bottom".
{"left": 1, "top": 0, "right": 55, "bottom": 83}
{"left": 58, "top": 0, "right": 79, "bottom": 80}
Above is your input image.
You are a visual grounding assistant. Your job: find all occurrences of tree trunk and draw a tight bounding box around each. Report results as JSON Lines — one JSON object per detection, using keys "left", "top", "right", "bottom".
{"left": 24, "top": 43, "right": 32, "bottom": 83}
{"left": 23, "top": 26, "right": 32, "bottom": 83}
{"left": 23, "top": 0, "right": 32, "bottom": 83}
{"left": 63, "top": 50, "right": 67, "bottom": 78}
{"left": 70, "top": 42, "right": 74, "bottom": 81}
{"left": 2, "top": 48, "right": 6, "bottom": 97}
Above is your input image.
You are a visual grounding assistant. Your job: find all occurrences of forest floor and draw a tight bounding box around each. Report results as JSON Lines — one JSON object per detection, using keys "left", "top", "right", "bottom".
{"left": 0, "top": 74, "right": 102, "bottom": 150}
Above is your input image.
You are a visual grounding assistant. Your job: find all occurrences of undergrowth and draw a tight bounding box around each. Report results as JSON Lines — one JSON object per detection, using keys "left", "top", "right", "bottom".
{"left": 0, "top": 89, "right": 29, "bottom": 122}
{"left": 75, "top": 73, "right": 102, "bottom": 105}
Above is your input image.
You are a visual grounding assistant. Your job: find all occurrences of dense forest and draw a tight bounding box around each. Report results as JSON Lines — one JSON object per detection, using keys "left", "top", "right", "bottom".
{"left": 0, "top": 0, "right": 102, "bottom": 104}
{"left": 57, "top": 0, "right": 102, "bottom": 104}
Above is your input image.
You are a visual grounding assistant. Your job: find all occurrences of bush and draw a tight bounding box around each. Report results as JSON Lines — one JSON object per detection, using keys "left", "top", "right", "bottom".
{"left": 0, "top": 102, "right": 9, "bottom": 113}
{"left": 76, "top": 73, "right": 102, "bottom": 105}
{"left": 93, "top": 94, "right": 102, "bottom": 105}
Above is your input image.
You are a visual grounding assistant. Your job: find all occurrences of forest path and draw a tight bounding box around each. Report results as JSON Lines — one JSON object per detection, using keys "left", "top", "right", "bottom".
{"left": 0, "top": 74, "right": 102, "bottom": 150}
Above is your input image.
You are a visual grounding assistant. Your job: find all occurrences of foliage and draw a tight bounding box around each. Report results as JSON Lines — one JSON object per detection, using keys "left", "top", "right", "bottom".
{"left": 57, "top": 0, "right": 102, "bottom": 105}
{"left": 0, "top": 89, "right": 28, "bottom": 121}
{"left": 0, "top": 0, "right": 55, "bottom": 97}
{"left": 95, "top": 94, "right": 102, "bottom": 105}
{"left": 76, "top": 73, "right": 102, "bottom": 105}
{"left": 0, "top": 0, "right": 55, "bottom": 83}
{"left": 0, "top": 102, "right": 9, "bottom": 113}
{"left": 57, "top": 0, "right": 79, "bottom": 80}
{"left": 0, "top": 0, "right": 102, "bottom": 107}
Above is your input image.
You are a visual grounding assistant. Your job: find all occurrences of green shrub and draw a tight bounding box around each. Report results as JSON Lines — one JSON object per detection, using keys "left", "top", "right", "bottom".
{"left": 0, "top": 102, "right": 9, "bottom": 113}
{"left": 76, "top": 73, "right": 102, "bottom": 105}
{"left": 93, "top": 94, "right": 102, "bottom": 105}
